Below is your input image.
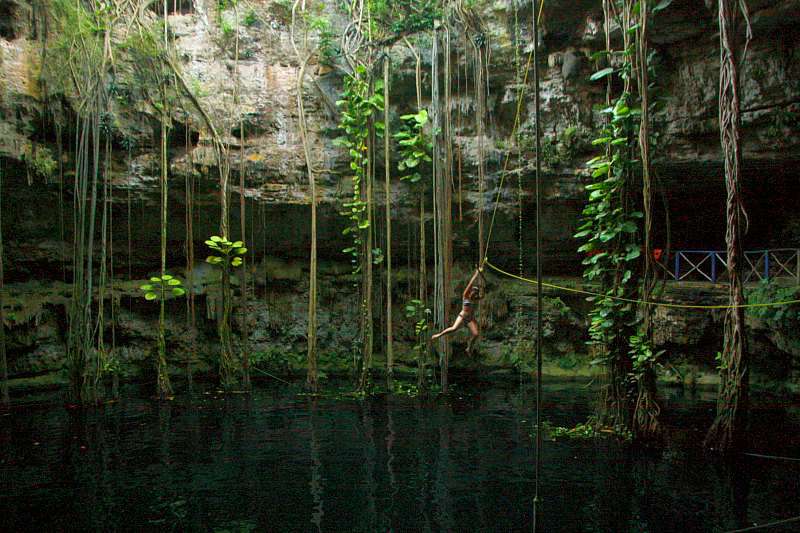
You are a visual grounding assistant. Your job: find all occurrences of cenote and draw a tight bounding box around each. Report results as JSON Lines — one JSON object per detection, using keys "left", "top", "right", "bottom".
{"left": 2, "top": 379, "right": 800, "bottom": 532}
{"left": 2, "top": 0, "right": 800, "bottom": 531}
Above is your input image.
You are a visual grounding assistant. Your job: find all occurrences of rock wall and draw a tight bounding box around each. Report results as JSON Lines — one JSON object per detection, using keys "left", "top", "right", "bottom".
{"left": 1, "top": 0, "right": 799, "bottom": 387}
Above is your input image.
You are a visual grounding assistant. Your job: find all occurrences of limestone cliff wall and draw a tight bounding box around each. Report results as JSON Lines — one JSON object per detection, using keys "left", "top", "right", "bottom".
{"left": 0, "top": 0, "right": 799, "bottom": 386}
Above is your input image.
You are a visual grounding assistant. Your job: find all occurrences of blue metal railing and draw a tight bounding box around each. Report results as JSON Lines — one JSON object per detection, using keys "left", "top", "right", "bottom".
{"left": 664, "top": 248, "right": 800, "bottom": 283}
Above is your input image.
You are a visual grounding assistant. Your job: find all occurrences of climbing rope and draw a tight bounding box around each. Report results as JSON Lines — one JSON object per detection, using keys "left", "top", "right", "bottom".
{"left": 724, "top": 515, "right": 800, "bottom": 532}
{"left": 531, "top": 1, "right": 544, "bottom": 531}
{"left": 743, "top": 452, "right": 800, "bottom": 462}
{"left": 482, "top": 1, "right": 545, "bottom": 261}
{"left": 485, "top": 260, "right": 800, "bottom": 310}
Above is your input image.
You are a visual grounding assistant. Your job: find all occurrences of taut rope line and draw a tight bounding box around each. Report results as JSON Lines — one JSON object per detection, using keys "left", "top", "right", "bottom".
{"left": 485, "top": 260, "right": 800, "bottom": 310}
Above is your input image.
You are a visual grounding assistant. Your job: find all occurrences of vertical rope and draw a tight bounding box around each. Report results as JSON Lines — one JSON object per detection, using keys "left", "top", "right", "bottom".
{"left": 384, "top": 55, "right": 394, "bottom": 384}
{"left": 432, "top": 25, "right": 446, "bottom": 390}
{"left": 0, "top": 160, "right": 7, "bottom": 405}
{"left": 532, "top": 0, "right": 543, "bottom": 529}
{"left": 514, "top": 0, "right": 524, "bottom": 384}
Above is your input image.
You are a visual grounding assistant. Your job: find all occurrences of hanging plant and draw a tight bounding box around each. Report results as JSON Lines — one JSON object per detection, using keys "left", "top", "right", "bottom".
{"left": 576, "top": 95, "right": 642, "bottom": 348}
{"left": 395, "top": 109, "right": 433, "bottom": 185}
{"left": 205, "top": 235, "right": 247, "bottom": 389}
{"left": 334, "top": 65, "right": 385, "bottom": 278}
{"left": 138, "top": 273, "right": 184, "bottom": 400}
{"left": 140, "top": 274, "right": 186, "bottom": 301}
{"left": 205, "top": 235, "right": 248, "bottom": 268}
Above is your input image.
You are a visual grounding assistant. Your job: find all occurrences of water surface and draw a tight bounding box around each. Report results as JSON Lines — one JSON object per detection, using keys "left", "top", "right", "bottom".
{"left": 1, "top": 379, "right": 799, "bottom": 532}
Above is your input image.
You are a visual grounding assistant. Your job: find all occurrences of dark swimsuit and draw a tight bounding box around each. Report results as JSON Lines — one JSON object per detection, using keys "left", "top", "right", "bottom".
{"left": 460, "top": 299, "right": 474, "bottom": 324}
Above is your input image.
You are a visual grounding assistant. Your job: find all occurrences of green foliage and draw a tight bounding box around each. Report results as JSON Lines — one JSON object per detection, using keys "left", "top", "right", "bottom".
{"left": 540, "top": 420, "right": 598, "bottom": 440}
{"left": 628, "top": 330, "right": 664, "bottom": 374}
{"left": 220, "top": 17, "right": 235, "bottom": 40}
{"left": 119, "top": 23, "right": 180, "bottom": 118}
{"left": 391, "top": 380, "right": 424, "bottom": 397}
{"left": 42, "top": 0, "right": 115, "bottom": 102}
{"left": 305, "top": 12, "right": 338, "bottom": 67}
{"left": 575, "top": 95, "right": 643, "bottom": 348}
{"left": 394, "top": 109, "right": 432, "bottom": 184}
{"left": 22, "top": 144, "right": 57, "bottom": 180}
{"left": 746, "top": 280, "right": 800, "bottom": 326}
{"left": 538, "top": 419, "right": 633, "bottom": 441}
{"left": 765, "top": 107, "right": 800, "bottom": 142}
{"left": 502, "top": 339, "right": 535, "bottom": 373}
{"left": 243, "top": 9, "right": 259, "bottom": 27}
{"left": 205, "top": 235, "right": 248, "bottom": 268}
{"left": 369, "top": 0, "right": 442, "bottom": 35}
{"left": 139, "top": 274, "right": 186, "bottom": 301}
{"left": 404, "top": 298, "right": 431, "bottom": 349}
{"left": 251, "top": 347, "right": 302, "bottom": 376}
{"left": 535, "top": 125, "right": 591, "bottom": 168}
{"left": 334, "top": 66, "right": 384, "bottom": 277}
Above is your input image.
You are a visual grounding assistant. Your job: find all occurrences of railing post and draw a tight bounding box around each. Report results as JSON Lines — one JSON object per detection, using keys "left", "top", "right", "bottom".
{"left": 675, "top": 252, "right": 680, "bottom": 281}
{"left": 711, "top": 252, "right": 717, "bottom": 283}
{"left": 796, "top": 249, "right": 799, "bottom": 285}
{"left": 764, "top": 251, "right": 770, "bottom": 281}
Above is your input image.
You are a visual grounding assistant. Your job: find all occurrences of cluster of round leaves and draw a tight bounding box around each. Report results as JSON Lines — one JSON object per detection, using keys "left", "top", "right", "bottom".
{"left": 205, "top": 235, "right": 247, "bottom": 268}
{"left": 395, "top": 109, "right": 432, "bottom": 185}
{"left": 140, "top": 274, "right": 185, "bottom": 301}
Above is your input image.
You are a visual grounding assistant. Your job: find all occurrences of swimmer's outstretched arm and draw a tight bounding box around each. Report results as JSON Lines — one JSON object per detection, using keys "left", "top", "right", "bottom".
{"left": 463, "top": 267, "right": 483, "bottom": 299}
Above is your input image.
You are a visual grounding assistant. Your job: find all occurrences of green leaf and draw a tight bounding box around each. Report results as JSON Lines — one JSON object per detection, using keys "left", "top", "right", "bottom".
{"left": 161, "top": 274, "right": 173, "bottom": 280}
{"left": 150, "top": 277, "right": 161, "bottom": 283}
{"left": 653, "top": 0, "right": 673, "bottom": 13}
{"left": 167, "top": 278, "right": 181, "bottom": 286}
{"left": 172, "top": 287, "right": 186, "bottom": 296}
{"left": 210, "top": 235, "right": 223, "bottom": 242}
{"left": 140, "top": 284, "right": 154, "bottom": 291}
{"left": 590, "top": 67, "right": 614, "bottom": 81}
{"left": 145, "top": 292, "right": 158, "bottom": 301}
{"left": 625, "top": 247, "right": 641, "bottom": 261}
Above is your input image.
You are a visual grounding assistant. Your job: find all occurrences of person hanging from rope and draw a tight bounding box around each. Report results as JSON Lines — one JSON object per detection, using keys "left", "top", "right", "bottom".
{"left": 431, "top": 266, "right": 485, "bottom": 353}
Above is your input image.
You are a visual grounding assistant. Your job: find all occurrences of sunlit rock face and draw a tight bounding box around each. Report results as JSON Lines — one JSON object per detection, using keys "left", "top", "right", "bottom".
{"left": 1, "top": 0, "right": 798, "bottom": 269}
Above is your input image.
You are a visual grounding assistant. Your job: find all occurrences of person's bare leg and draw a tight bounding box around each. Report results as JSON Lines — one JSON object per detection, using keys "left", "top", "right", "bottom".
{"left": 466, "top": 320, "right": 480, "bottom": 354}
{"left": 432, "top": 314, "right": 465, "bottom": 340}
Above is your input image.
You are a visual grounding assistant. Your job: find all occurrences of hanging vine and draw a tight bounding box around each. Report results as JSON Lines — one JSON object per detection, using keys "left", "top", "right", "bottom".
{"left": 579, "top": 0, "right": 674, "bottom": 437}
{"left": 0, "top": 161, "right": 7, "bottom": 405}
{"left": 396, "top": 109, "right": 433, "bottom": 386}
{"left": 705, "top": 0, "right": 752, "bottom": 454}
{"left": 334, "top": 64, "right": 384, "bottom": 387}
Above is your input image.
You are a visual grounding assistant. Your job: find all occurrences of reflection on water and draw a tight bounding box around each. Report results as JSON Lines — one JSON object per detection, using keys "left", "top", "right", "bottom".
{"left": 1, "top": 381, "right": 799, "bottom": 532}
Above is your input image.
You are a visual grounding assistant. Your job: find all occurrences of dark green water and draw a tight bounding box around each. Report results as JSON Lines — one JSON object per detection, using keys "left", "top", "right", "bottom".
{"left": 1, "top": 379, "right": 799, "bottom": 532}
